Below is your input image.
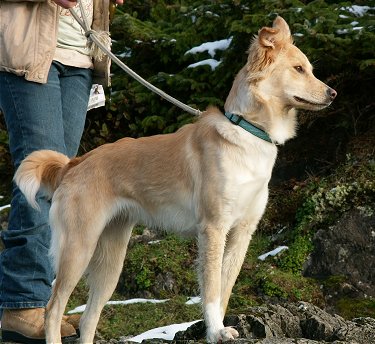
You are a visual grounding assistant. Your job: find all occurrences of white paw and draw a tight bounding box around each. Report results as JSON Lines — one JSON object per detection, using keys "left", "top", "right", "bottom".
{"left": 207, "top": 326, "right": 239, "bottom": 343}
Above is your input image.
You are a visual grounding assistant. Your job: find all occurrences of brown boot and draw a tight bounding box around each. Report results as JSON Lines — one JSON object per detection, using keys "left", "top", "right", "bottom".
{"left": 1, "top": 308, "right": 77, "bottom": 344}
{"left": 62, "top": 313, "right": 81, "bottom": 331}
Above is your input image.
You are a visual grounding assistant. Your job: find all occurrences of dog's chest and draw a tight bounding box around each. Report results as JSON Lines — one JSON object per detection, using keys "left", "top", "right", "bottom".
{"left": 221, "top": 146, "right": 276, "bottom": 223}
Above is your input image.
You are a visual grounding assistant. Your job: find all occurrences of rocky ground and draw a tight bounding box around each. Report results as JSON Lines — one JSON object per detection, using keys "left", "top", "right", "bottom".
{"left": 93, "top": 301, "right": 375, "bottom": 343}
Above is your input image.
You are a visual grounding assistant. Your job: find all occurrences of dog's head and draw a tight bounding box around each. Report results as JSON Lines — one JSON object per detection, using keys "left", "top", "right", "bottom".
{"left": 248, "top": 16, "right": 337, "bottom": 111}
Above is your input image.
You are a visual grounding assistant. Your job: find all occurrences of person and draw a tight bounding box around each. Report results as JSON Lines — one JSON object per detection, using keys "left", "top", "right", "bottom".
{"left": 0, "top": 0, "right": 123, "bottom": 342}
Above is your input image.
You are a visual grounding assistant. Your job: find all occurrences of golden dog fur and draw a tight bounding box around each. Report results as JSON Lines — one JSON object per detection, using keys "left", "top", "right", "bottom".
{"left": 15, "top": 17, "right": 336, "bottom": 343}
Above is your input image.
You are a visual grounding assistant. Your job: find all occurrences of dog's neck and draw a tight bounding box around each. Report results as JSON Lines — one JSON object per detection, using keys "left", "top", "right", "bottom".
{"left": 224, "top": 66, "right": 297, "bottom": 145}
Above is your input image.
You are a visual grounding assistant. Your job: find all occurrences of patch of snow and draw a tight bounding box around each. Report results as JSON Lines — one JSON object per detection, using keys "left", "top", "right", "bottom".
{"left": 0, "top": 204, "right": 10, "bottom": 212}
{"left": 148, "top": 240, "right": 162, "bottom": 245}
{"left": 187, "top": 59, "right": 221, "bottom": 71}
{"left": 128, "top": 320, "right": 201, "bottom": 342}
{"left": 185, "top": 38, "right": 232, "bottom": 58}
{"left": 258, "top": 246, "right": 289, "bottom": 261}
{"left": 67, "top": 298, "right": 169, "bottom": 314}
{"left": 337, "top": 29, "right": 349, "bottom": 35}
{"left": 343, "top": 5, "right": 372, "bottom": 17}
{"left": 117, "top": 50, "right": 132, "bottom": 58}
{"left": 186, "top": 296, "right": 201, "bottom": 305}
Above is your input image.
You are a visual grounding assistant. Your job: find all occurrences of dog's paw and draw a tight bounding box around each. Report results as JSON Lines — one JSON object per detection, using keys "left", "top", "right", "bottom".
{"left": 207, "top": 326, "right": 239, "bottom": 343}
{"left": 220, "top": 327, "right": 239, "bottom": 341}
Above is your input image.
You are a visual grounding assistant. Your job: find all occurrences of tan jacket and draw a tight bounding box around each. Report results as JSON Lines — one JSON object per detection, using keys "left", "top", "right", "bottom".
{"left": 0, "top": 0, "right": 111, "bottom": 86}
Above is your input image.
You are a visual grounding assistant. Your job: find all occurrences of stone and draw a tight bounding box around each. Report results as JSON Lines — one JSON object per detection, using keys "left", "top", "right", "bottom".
{"left": 303, "top": 209, "right": 375, "bottom": 297}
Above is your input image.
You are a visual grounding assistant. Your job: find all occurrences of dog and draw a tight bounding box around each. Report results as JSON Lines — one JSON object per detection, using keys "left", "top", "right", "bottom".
{"left": 15, "top": 16, "right": 336, "bottom": 343}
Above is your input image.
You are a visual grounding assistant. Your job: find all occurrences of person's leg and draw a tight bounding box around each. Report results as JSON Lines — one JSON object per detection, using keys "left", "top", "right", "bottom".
{"left": 59, "top": 63, "right": 92, "bottom": 157}
{"left": 0, "top": 63, "right": 92, "bottom": 310}
{"left": 0, "top": 67, "right": 67, "bottom": 310}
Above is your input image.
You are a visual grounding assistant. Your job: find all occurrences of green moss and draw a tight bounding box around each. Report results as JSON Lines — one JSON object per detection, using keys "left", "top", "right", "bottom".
{"left": 121, "top": 234, "right": 198, "bottom": 297}
{"left": 68, "top": 286, "right": 202, "bottom": 340}
{"left": 255, "top": 268, "right": 323, "bottom": 304}
{"left": 276, "top": 234, "right": 313, "bottom": 275}
{"left": 97, "top": 296, "right": 201, "bottom": 339}
{"left": 322, "top": 275, "right": 348, "bottom": 290}
{"left": 336, "top": 298, "right": 375, "bottom": 320}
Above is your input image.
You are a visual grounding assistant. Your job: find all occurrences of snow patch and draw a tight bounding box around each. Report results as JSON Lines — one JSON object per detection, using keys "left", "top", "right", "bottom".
{"left": 67, "top": 298, "right": 169, "bottom": 314}
{"left": 258, "top": 246, "right": 289, "bottom": 261}
{"left": 341, "top": 5, "right": 372, "bottom": 17}
{"left": 128, "top": 320, "right": 201, "bottom": 342}
{"left": 187, "top": 59, "right": 221, "bottom": 71}
{"left": 185, "top": 38, "right": 232, "bottom": 58}
{"left": 0, "top": 204, "right": 10, "bottom": 212}
{"left": 186, "top": 296, "right": 201, "bottom": 305}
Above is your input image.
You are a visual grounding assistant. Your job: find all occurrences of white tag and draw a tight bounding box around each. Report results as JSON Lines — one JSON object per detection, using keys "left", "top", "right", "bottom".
{"left": 87, "top": 84, "right": 105, "bottom": 110}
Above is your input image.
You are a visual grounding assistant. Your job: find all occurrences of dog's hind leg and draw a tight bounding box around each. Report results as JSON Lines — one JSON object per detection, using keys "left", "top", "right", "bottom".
{"left": 78, "top": 218, "right": 133, "bottom": 344}
{"left": 220, "top": 221, "right": 257, "bottom": 317}
{"left": 46, "top": 202, "right": 108, "bottom": 344}
{"left": 198, "top": 224, "right": 238, "bottom": 343}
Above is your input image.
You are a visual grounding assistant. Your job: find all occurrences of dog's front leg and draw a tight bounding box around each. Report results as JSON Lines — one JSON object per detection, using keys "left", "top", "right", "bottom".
{"left": 198, "top": 224, "right": 239, "bottom": 343}
{"left": 220, "top": 220, "right": 257, "bottom": 316}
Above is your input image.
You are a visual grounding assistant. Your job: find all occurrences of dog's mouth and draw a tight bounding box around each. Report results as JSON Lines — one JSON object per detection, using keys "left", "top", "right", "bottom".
{"left": 293, "top": 96, "right": 329, "bottom": 107}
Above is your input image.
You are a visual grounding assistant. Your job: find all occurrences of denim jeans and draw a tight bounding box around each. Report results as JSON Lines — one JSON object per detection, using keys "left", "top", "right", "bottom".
{"left": 0, "top": 61, "right": 92, "bottom": 310}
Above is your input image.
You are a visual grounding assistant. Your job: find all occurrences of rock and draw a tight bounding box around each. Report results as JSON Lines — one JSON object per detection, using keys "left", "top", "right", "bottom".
{"left": 152, "top": 271, "right": 178, "bottom": 295}
{"left": 169, "top": 302, "right": 375, "bottom": 344}
{"left": 303, "top": 209, "right": 375, "bottom": 297}
{"left": 98, "top": 302, "right": 373, "bottom": 343}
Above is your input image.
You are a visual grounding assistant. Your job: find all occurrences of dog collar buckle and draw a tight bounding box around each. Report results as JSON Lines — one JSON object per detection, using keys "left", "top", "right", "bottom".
{"left": 224, "top": 112, "right": 273, "bottom": 144}
{"left": 227, "top": 113, "right": 243, "bottom": 125}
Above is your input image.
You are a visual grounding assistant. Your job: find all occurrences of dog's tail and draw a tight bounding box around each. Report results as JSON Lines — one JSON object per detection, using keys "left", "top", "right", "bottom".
{"left": 14, "top": 150, "right": 72, "bottom": 210}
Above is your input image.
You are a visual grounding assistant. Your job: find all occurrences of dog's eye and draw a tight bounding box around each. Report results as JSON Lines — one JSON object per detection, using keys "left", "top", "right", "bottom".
{"left": 294, "top": 66, "right": 304, "bottom": 74}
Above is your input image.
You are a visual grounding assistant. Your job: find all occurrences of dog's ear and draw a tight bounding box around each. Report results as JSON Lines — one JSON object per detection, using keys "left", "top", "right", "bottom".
{"left": 258, "top": 16, "right": 292, "bottom": 50}
{"left": 247, "top": 16, "right": 293, "bottom": 74}
{"left": 272, "top": 16, "right": 292, "bottom": 43}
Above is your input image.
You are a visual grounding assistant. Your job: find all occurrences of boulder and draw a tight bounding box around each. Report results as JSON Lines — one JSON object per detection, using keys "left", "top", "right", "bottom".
{"left": 303, "top": 209, "right": 375, "bottom": 297}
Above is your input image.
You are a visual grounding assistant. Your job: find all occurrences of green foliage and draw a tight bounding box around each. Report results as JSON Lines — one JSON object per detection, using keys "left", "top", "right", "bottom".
{"left": 254, "top": 266, "right": 323, "bottom": 303}
{"left": 119, "top": 234, "right": 198, "bottom": 297}
{"left": 277, "top": 234, "right": 313, "bottom": 274}
{"left": 80, "top": 0, "right": 374, "bottom": 148}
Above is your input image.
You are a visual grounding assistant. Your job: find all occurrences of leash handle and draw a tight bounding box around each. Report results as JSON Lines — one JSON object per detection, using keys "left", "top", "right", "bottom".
{"left": 69, "top": 3, "right": 202, "bottom": 117}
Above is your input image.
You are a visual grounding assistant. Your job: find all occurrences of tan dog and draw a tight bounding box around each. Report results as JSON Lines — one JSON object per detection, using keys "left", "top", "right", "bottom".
{"left": 15, "top": 17, "right": 336, "bottom": 343}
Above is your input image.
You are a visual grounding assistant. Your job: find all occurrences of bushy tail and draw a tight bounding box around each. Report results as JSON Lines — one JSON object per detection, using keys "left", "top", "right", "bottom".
{"left": 14, "top": 150, "right": 71, "bottom": 210}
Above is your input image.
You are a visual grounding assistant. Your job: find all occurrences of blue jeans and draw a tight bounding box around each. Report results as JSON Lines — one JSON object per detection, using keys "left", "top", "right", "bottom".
{"left": 0, "top": 61, "right": 92, "bottom": 310}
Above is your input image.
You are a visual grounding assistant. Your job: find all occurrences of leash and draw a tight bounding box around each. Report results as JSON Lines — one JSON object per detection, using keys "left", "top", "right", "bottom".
{"left": 69, "top": 2, "right": 202, "bottom": 117}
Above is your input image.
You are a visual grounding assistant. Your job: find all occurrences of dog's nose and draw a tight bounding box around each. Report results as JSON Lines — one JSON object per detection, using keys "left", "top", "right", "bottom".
{"left": 327, "top": 87, "right": 337, "bottom": 100}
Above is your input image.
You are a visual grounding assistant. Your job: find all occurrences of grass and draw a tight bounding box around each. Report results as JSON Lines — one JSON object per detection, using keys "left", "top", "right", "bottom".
{"left": 67, "top": 282, "right": 202, "bottom": 340}
{"left": 98, "top": 296, "right": 201, "bottom": 339}
{"left": 336, "top": 298, "right": 375, "bottom": 320}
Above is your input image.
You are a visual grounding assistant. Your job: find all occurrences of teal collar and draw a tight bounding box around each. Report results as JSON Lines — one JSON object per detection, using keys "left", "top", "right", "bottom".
{"left": 224, "top": 112, "right": 273, "bottom": 143}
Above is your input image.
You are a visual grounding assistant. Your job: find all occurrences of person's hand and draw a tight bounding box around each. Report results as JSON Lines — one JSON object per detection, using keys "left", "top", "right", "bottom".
{"left": 114, "top": 0, "right": 124, "bottom": 5}
{"left": 52, "top": 0, "right": 77, "bottom": 9}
